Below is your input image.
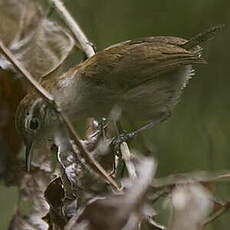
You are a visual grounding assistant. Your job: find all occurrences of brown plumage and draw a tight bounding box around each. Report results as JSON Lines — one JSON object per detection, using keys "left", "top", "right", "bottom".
{"left": 15, "top": 25, "right": 224, "bottom": 170}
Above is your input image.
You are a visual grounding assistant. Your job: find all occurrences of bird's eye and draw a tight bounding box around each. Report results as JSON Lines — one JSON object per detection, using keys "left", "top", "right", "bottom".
{"left": 29, "top": 118, "right": 40, "bottom": 130}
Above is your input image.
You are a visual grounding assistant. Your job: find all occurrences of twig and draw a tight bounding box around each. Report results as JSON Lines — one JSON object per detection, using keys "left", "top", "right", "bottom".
{"left": 152, "top": 170, "right": 230, "bottom": 188}
{"left": 150, "top": 187, "right": 171, "bottom": 204}
{"left": 43, "top": 0, "right": 119, "bottom": 188}
{"left": 203, "top": 202, "right": 230, "bottom": 225}
{"left": 0, "top": 40, "right": 120, "bottom": 190}
{"left": 0, "top": 41, "right": 54, "bottom": 103}
{"left": 148, "top": 218, "right": 166, "bottom": 230}
{"left": 48, "top": 0, "right": 95, "bottom": 58}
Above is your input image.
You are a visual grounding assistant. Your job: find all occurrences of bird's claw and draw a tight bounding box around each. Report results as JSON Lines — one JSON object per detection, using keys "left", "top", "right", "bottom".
{"left": 112, "top": 132, "right": 136, "bottom": 154}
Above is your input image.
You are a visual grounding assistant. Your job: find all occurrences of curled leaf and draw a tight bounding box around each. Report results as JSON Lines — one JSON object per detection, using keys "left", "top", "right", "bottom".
{"left": 65, "top": 157, "right": 156, "bottom": 230}
{"left": 0, "top": 0, "right": 74, "bottom": 80}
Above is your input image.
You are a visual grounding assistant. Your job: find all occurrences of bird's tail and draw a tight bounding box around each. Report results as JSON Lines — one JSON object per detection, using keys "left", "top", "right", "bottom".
{"left": 181, "top": 24, "right": 225, "bottom": 50}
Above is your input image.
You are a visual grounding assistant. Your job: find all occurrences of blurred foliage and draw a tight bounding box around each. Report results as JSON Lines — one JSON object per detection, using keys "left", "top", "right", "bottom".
{"left": 0, "top": 184, "right": 18, "bottom": 230}
{"left": 0, "top": 0, "right": 230, "bottom": 229}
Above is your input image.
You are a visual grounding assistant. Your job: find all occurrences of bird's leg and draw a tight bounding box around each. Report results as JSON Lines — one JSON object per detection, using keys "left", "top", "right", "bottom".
{"left": 112, "top": 111, "right": 171, "bottom": 153}
{"left": 112, "top": 120, "right": 128, "bottom": 154}
{"left": 88, "top": 117, "right": 108, "bottom": 139}
{"left": 98, "top": 117, "right": 109, "bottom": 138}
{"left": 128, "top": 112, "right": 170, "bottom": 136}
{"left": 84, "top": 117, "right": 109, "bottom": 152}
{"left": 108, "top": 120, "right": 124, "bottom": 176}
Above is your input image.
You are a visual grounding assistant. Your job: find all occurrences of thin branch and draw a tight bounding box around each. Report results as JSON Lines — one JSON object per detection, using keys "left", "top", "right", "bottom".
{"left": 150, "top": 187, "right": 171, "bottom": 204}
{"left": 0, "top": 40, "right": 54, "bottom": 103}
{"left": 148, "top": 218, "right": 166, "bottom": 230}
{"left": 0, "top": 40, "right": 120, "bottom": 190}
{"left": 152, "top": 170, "right": 230, "bottom": 188}
{"left": 42, "top": 0, "right": 118, "bottom": 188}
{"left": 59, "top": 113, "right": 121, "bottom": 190}
{"left": 49, "top": 0, "right": 95, "bottom": 58}
{"left": 204, "top": 202, "right": 230, "bottom": 225}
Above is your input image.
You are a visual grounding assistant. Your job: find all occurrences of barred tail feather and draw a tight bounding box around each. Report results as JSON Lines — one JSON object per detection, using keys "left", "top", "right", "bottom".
{"left": 181, "top": 24, "right": 225, "bottom": 50}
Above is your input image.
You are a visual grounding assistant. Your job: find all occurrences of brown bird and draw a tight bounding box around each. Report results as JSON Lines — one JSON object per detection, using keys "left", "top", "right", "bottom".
{"left": 15, "top": 25, "right": 224, "bottom": 170}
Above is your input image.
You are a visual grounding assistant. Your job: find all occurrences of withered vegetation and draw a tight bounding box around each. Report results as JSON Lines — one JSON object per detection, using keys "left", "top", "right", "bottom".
{"left": 0, "top": 1, "right": 229, "bottom": 230}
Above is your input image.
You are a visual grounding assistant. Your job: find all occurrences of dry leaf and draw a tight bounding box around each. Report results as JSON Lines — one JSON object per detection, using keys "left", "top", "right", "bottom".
{"left": 0, "top": 0, "right": 74, "bottom": 81}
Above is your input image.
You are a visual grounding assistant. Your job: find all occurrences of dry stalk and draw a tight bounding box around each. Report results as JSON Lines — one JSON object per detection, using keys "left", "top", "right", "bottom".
{"left": 48, "top": 0, "right": 95, "bottom": 58}
{"left": 0, "top": 40, "right": 120, "bottom": 190}
{"left": 204, "top": 202, "right": 230, "bottom": 226}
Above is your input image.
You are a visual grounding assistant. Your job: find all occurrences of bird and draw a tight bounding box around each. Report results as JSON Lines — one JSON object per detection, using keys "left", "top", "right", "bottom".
{"left": 15, "top": 25, "right": 224, "bottom": 170}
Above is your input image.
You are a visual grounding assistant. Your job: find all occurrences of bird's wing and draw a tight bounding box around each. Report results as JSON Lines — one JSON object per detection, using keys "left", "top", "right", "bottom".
{"left": 76, "top": 38, "right": 205, "bottom": 91}
{"left": 105, "top": 36, "right": 188, "bottom": 49}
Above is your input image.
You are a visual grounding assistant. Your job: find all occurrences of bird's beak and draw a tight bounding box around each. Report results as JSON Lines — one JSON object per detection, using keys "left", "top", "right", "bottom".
{"left": 25, "top": 139, "right": 33, "bottom": 172}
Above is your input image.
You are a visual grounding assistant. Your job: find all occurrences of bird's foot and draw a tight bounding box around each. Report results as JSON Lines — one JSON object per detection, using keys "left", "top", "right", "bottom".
{"left": 111, "top": 113, "right": 171, "bottom": 154}
{"left": 112, "top": 131, "right": 136, "bottom": 154}
{"left": 88, "top": 117, "right": 108, "bottom": 139}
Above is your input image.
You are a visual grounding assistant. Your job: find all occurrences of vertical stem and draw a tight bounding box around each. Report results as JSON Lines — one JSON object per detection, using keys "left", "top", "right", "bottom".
{"left": 49, "top": 0, "right": 95, "bottom": 58}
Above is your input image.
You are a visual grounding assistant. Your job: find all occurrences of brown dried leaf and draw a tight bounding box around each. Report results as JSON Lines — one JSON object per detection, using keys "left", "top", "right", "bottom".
{"left": 65, "top": 157, "right": 156, "bottom": 230}
{"left": 44, "top": 177, "right": 66, "bottom": 229}
{"left": 0, "top": 0, "right": 74, "bottom": 81}
{"left": 0, "top": 0, "right": 42, "bottom": 46}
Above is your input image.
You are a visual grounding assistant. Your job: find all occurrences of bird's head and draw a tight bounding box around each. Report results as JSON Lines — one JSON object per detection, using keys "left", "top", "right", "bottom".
{"left": 15, "top": 93, "right": 57, "bottom": 171}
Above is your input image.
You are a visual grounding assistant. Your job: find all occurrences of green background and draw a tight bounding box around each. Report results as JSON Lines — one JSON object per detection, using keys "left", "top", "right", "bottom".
{"left": 1, "top": 0, "right": 230, "bottom": 229}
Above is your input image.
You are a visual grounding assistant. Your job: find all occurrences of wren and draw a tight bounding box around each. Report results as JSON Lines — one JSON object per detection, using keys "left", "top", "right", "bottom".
{"left": 15, "top": 25, "right": 224, "bottom": 170}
